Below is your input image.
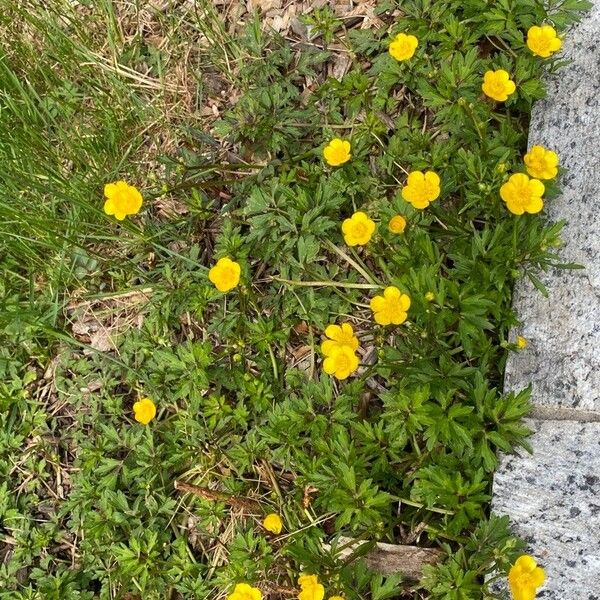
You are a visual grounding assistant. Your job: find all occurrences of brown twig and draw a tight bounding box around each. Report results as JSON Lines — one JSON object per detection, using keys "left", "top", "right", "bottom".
{"left": 174, "top": 481, "right": 261, "bottom": 511}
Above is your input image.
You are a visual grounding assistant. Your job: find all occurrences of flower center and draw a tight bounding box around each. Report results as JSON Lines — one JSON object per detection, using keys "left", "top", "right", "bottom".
{"left": 221, "top": 267, "right": 236, "bottom": 283}
{"left": 517, "top": 573, "right": 536, "bottom": 587}
{"left": 530, "top": 157, "right": 545, "bottom": 172}
{"left": 353, "top": 222, "right": 367, "bottom": 237}
{"left": 115, "top": 191, "right": 128, "bottom": 205}
{"left": 535, "top": 36, "right": 551, "bottom": 51}
{"left": 411, "top": 183, "right": 428, "bottom": 202}
{"left": 332, "top": 147, "right": 347, "bottom": 161}
{"left": 423, "top": 180, "right": 436, "bottom": 198}
{"left": 490, "top": 80, "right": 506, "bottom": 95}
{"left": 514, "top": 182, "right": 532, "bottom": 205}
{"left": 335, "top": 352, "right": 350, "bottom": 370}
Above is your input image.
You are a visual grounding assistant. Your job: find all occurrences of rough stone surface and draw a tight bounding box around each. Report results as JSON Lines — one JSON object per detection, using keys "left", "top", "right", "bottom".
{"left": 493, "top": 419, "right": 600, "bottom": 599}
{"left": 494, "top": 4, "right": 600, "bottom": 598}
{"left": 505, "top": 0, "right": 600, "bottom": 410}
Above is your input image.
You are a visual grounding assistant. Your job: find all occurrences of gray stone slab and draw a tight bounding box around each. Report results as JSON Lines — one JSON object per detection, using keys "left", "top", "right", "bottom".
{"left": 505, "top": 0, "right": 600, "bottom": 411}
{"left": 492, "top": 419, "right": 600, "bottom": 599}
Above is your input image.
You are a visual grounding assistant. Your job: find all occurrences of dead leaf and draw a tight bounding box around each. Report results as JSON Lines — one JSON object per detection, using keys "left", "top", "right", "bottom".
{"left": 89, "top": 329, "right": 116, "bottom": 352}
{"left": 303, "top": 485, "right": 318, "bottom": 508}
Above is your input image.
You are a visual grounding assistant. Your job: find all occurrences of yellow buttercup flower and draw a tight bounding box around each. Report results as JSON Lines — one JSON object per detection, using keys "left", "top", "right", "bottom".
{"left": 508, "top": 555, "right": 545, "bottom": 600}
{"left": 370, "top": 287, "right": 411, "bottom": 326}
{"left": 389, "top": 33, "right": 418, "bottom": 61}
{"left": 323, "top": 138, "right": 351, "bottom": 167}
{"left": 322, "top": 345, "right": 359, "bottom": 380}
{"left": 227, "top": 583, "right": 263, "bottom": 600}
{"left": 209, "top": 257, "right": 241, "bottom": 292}
{"left": 103, "top": 181, "right": 143, "bottom": 221}
{"left": 133, "top": 397, "right": 156, "bottom": 425}
{"left": 516, "top": 336, "right": 528, "bottom": 349}
{"left": 341, "top": 211, "right": 376, "bottom": 246}
{"left": 262, "top": 513, "right": 283, "bottom": 534}
{"left": 321, "top": 323, "right": 359, "bottom": 357}
{"left": 524, "top": 145, "right": 559, "bottom": 180}
{"left": 298, "top": 575, "right": 325, "bottom": 600}
{"left": 527, "top": 25, "right": 561, "bottom": 58}
{"left": 482, "top": 70, "right": 516, "bottom": 102}
{"left": 401, "top": 171, "right": 441, "bottom": 209}
{"left": 500, "top": 173, "right": 545, "bottom": 215}
{"left": 425, "top": 291, "right": 435, "bottom": 301}
{"left": 388, "top": 215, "right": 407, "bottom": 234}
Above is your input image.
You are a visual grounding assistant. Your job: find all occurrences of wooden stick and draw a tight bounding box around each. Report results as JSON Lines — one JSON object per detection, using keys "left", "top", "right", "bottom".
{"left": 335, "top": 537, "right": 443, "bottom": 582}
{"left": 174, "top": 481, "right": 261, "bottom": 511}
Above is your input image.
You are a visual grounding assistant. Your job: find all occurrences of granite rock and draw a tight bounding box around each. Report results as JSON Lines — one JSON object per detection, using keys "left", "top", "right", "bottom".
{"left": 493, "top": 419, "right": 600, "bottom": 599}
{"left": 505, "top": 0, "right": 600, "bottom": 410}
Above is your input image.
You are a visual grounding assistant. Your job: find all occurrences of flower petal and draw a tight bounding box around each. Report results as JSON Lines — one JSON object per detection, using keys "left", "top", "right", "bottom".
{"left": 384, "top": 286, "right": 401, "bottom": 299}
{"left": 528, "top": 179, "right": 545, "bottom": 197}
{"left": 321, "top": 340, "right": 338, "bottom": 356}
{"left": 370, "top": 295, "right": 386, "bottom": 313}
{"left": 104, "top": 182, "right": 118, "bottom": 198}
{"left": 424, "top": 171, "right": 440, "bottom": 188}
{"left": 525, "top": 196, "right": 544, "bottom": 214}
{"left": 325, "top": 324, "right": 342, "bottom": 340}
{"left": 323, "top": 357, "right": 336, "bottom": 375}
{"left": 515, "top": 555, "right": 538, "bottom": 571}
{"left": 340, "top": 323, "right": 354, "bottom": 338}
{"left": 400, "top": 294, "right": 411, "bottom": 311}
{"left": 103, "top": 198, "right": 115, "bottom": 215}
